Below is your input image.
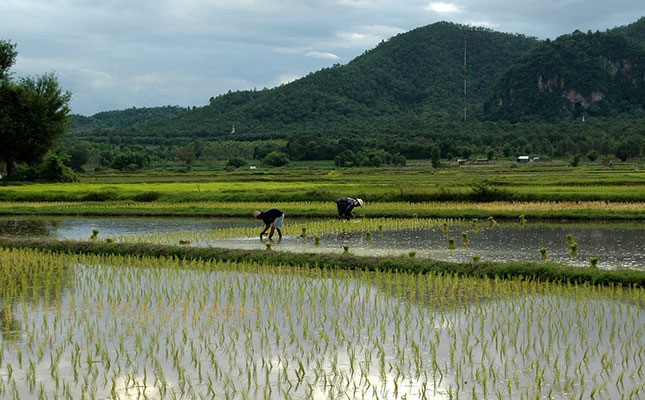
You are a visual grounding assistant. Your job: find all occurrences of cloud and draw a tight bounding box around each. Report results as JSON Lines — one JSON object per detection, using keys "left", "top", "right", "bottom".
{"left": 424, "top": 2, "right": 463, "bottom": 14}
{"left": 464, "top": 20, "right": 499, "bottom": 29}
{"left": 3, "top": 0, "right": 643, "bottom": 114}
{"left": 335, "top": 25, "right": 405, "bottom": 48}
{"left": 305, "top": 51, "right": 341, "bottom": 60}
{"left": 336, "top": 0, "right": 375, "bottom": 7}
{"left": 278, "top": 74, "right": 301, "bottom": 85}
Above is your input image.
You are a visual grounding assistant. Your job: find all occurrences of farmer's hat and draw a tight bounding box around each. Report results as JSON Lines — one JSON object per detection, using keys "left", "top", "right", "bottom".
{"left": 356, "top": 198, "right": 364, "bottom": 207}
{"left": 253, "top": 211, "right": 261, "bottom": 219}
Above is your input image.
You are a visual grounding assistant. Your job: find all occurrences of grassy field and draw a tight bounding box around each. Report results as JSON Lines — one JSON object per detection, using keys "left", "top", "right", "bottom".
{"left": 0, "top": 163, "right": 644, "bottom": 203}
{"left": 0, "top": 163, "right": 643, "bottom": 219}
{"left": 0, "top": 200, "right": 643, "bottom": 220}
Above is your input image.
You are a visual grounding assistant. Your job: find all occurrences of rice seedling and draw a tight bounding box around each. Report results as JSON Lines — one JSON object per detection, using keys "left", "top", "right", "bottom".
{"left": 89, "top": 229, "right": 99, "bottom": 241}
{"left": 408, "top": 251, "right": 416, "bottom": 259}
{"left": 590, "top": 257, "right": 599, "bottom": 268}
{"left": 448, "top": 237, "right": 456, "bottom": 250}
{"left": 0, "top": 247, "right": 643, "bottom": 399}
{"left": 461, "top": 232, "right": 469, "bottom": 247}
{"left": 314, "top": 236, "right": 321, "bottom": 246}
{"left": 540, "top": 247, "right": 548, "bottom": 260}
{"left": 519, "top": 214, "right": 526, "bottom": 225}
{"left": 107, "top": 217, "right": 459, "bottom": 247}
{"left": 569, "top": 242, "right": 578, "bottom": 259}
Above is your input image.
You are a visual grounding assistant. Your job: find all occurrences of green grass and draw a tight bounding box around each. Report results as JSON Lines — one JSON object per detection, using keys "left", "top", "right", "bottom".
{"left": 1, "top": 164, "right": 644, "bottom": 203}
{"left": 1, "top": 164, "right": 643, "bottom": 219}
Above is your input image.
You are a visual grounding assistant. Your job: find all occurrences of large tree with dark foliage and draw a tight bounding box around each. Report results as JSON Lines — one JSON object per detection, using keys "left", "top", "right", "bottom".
{"left": 0, "top": 39, "right": 71, "bottom": 176}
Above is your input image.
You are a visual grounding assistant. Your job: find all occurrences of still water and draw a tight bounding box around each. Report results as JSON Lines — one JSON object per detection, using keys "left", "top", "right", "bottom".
{"left": 1, "top": 249, "right": 644, "bottom": 400}
{"left": 1, "top": 216, "right": 643, "bottom": 269}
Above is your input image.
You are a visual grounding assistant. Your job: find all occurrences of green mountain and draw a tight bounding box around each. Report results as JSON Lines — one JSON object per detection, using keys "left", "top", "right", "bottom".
{"left": 484, "top": 18, "right": 645, "bottom": 121}
{"left": 70, "top": 22, "right": 539, "bottom": 142}
{"left": 69, "top": 18, "right": 645, "bottom": 143}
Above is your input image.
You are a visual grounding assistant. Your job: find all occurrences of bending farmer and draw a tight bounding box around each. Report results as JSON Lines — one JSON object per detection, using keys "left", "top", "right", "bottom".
{"left": 254, "top": 208, "right": 285, "bottom": 240}
{"left": 336, "top": 197, "right": 364, "bottom": 220}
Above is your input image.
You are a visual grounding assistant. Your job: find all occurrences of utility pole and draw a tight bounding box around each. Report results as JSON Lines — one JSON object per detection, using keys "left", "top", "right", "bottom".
{"left": 463, "top": 34, "right": 467, "bottom": 121}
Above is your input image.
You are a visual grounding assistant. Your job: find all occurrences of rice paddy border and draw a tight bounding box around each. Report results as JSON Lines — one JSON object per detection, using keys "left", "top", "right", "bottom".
{"left": 1, "top": 237, "right": 643, "bottom": 288}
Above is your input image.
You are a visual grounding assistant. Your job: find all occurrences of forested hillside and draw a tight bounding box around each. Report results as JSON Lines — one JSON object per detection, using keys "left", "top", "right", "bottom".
{"left": 70, "top": 22, "right": 539, "bottom": 142}
{"left": 60, "top": 19, "right": 644, "bottom": 171}
{"left": 485, "top": 20, "right": 645, "bottom": 121}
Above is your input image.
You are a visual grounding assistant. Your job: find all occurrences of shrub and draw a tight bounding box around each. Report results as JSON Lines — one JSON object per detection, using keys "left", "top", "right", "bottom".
{"left": 8, "top": 155, "right": 77, "bottom": 182}
{"left": 227, "top": 157, "right": 247, "bottom": 168}
{"left": 111, "top": 152, "right": 149, "bottom": 171}
{"left": 263, "top": 151, "right": 290, "bottom": 167}
{"left": 132, "top": 191, "right": 161, "bottom": 202}
{"left": 470, "top": 180, "right": 511, "bottom": 202}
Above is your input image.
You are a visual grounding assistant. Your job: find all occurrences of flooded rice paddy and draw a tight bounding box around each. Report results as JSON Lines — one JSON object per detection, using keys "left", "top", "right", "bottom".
{"left": 1, "top": 249, "right": 643, "bottom": 400}
{"left": 1, "top": 216, "right": 643, "bottom": 270}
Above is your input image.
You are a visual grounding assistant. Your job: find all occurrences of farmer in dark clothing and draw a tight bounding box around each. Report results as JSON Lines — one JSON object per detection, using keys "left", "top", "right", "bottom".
{"left": 254, "top": 208, "right": 285, "bottom": 240}
{"left": 336, "top": 197, "right": 364, "bottom": 220}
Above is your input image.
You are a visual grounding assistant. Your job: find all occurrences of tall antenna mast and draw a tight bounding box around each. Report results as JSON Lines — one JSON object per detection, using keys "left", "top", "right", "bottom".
{"left": 463, "top": 34, "right": 467, "bottom": 121}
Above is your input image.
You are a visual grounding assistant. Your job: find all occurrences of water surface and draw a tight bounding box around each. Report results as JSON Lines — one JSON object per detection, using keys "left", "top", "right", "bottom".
{"left": 1, "top": 216, "right": 642, "bottom": 269}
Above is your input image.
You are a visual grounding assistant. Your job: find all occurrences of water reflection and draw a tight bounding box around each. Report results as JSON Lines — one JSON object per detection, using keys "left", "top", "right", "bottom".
{"left": 0, "top": 215, "right": 256, "bottom": 240}
{"left": 0, "top": 250, "right": 71, "bottom": 342}
{"left": 1, "top": 253, "right": 643, "bottom": 400}
{"left": 1, "top": 216, "right": 643, "bottom": 270}
{"left": 220, "top": 222, "right": 644, "bottom": 270}
{"left": 0, "top": 217, "right": 56, "bottom": 238}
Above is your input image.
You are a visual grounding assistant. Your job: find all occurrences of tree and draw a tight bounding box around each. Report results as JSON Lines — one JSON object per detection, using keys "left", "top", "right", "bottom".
{"left": 0, "top": 40, "right": 71, "bottom": 176}
{"left": 67, "top": 141, "right": 91, "bottom": 172}
{"left": 262, "top": 151, "right": 290, "bottom": 167}
{"left": 615, "top": 137, "right": 641, "bottom": 161}
{"left": 0, "top": 40, "right": 17, "bottom": 79}
{"left": 176, "top": 145, "right": 197, "bottom": 167}
{"left": 111, "top": 152, "right": 148, "bottom": 171}
{"left": 430, "top": 146, "right": 441, "bottom": 168}
{"left": 226, "top": 157, "right": 247, "bottom": 168}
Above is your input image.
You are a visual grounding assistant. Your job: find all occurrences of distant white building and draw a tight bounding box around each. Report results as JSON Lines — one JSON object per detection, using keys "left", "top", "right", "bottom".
{"left": 517, "top": 156, "right": 530, "bottom": 163}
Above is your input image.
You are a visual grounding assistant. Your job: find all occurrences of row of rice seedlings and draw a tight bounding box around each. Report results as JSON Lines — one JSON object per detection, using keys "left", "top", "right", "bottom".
{"left": 110, "top": 217, "right": 464, "bottom": 246}
{"left": 1, "top": 200, "right": 642, "bottom": 213}
{"left": 0, "top": 248, "right": 643, "bottom": 399}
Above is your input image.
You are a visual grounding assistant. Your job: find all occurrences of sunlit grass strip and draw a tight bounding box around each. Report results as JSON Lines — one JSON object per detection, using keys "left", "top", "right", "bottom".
{"left": 0, "top": 169, "right": 644, "bottom": 203}
{"left": 0, "top": 200, "right": 643, "bottom": 219}
{"left": 1, "top": 237, "right": 643, "bottom": 287}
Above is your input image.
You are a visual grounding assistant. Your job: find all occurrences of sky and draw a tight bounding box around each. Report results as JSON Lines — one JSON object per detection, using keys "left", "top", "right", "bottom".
{"left": 1, "top": 0, "right": 643, "bottom": 116}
